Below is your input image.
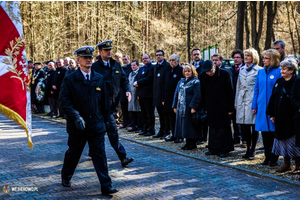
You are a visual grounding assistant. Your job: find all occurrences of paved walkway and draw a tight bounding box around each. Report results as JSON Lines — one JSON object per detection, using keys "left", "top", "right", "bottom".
{"left": 0, "top": 114, "right": 300, "bottom": 199}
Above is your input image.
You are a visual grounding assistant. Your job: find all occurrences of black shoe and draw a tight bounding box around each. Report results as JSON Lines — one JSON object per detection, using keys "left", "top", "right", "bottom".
{"left": 119, "top": 125, "right": 127, "bottom": 129}
{"left": 242, "top": 154, "right": 249, "bottom": 159}
{"left": 121, "top": 157, "right": 134, "bottom": 167}
{"left": 160, "top": 134, "right": 169, "bottom": 139}
{"left": 219, "top": 153, "right": 228, "bottom": 158}
{"left": 62, "top": 116, "right": 67, "bottom": 120}
{"left": 196, "top": 140, "right": 206, "bottom": 145}
{"left": 139, "top": 131, "right": 147, "bottom": 135}
{"left": 261, "top": 160, "right": 270, "bottom": 165}
{"left": 46, "top": 112, "right": 52, "bottom": 116}
{"left": 153, "top": 131, "right": 165, "bottom": 138}
{"left": 165, "top": 136, "right": 176, "bottom": 141}
{"left": 184, "top": 144, "right": 197, "bottom": 150}
{"left": 144, "top": 132, "right": 155, "bottom": 136}
{"left": 62, "top": 179, "right": 71, "bottom": 187}
{"left": 128, "top": 127, "right": 138, "bottom": 132}
{"left": 135, "top": 129, "right": 142, "bottom": 133}
{"left": 258, "top": 146, "right": 265, "bottom": 150}
{"left": 102, "top": 187, "right": 119, "bottom": 195}
{"left": 233, "top": 139, "right": 241, "bottom": 145}
{"left": 174, "top": 138, "right": 183, "bottom": 143}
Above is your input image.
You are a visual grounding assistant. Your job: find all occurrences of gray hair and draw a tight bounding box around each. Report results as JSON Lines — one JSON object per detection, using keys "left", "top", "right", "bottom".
{"left": 280, "top": 58, "right": 298, "bottom": 74}
{"left": 169, "top": 54, "right": 179, "bottom": 62}
{"left": 123, "top": 54, "right": 130, "bottom": 59}
{"left": 69, "top": 59, "right": 75, "bottom": 63}
{"left": 273, "top": 40, "right": 285, "bottom": 48}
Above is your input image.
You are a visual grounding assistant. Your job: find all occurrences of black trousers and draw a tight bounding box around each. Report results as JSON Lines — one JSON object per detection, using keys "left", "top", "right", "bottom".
{"left": 48, "top": 96, "right": 55, "bottom": 114}
{"left": 199, "top": 118, "right": 208, "bottom": 142}
{"left": 53, "top": 97, "right": 59, "bottom": 115}
{"left": 139, "top": 97, "right": 155, "bottom": 132}
{"left": 61, "top": 132, "right": 112, "bottom": 190}
{"left": 129, "top": 111, "right": 142, "bottom": 129}
{"left": 164, "top": 112, "right": 176, "bottom": 136}
{"left": 261, "top": 131, "right": 279, "bottom": 163}
{"left": 121, "top": 101, "right": 130, "bottom": 127}
{"left": 241, "top": 124, "right": 258, "bottom": 157}
{"left": 156, "top": 106, "right": 165, "bottom": 133}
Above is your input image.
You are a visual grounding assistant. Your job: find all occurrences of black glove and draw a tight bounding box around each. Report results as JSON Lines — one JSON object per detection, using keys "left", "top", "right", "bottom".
{"left": 74, "top": 117, "right": 86, "bottom": 131}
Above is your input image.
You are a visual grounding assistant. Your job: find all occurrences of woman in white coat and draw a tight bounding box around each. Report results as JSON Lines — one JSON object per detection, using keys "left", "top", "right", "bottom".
{"left": 235, "top": 48, "right": 262, "bottom": 160}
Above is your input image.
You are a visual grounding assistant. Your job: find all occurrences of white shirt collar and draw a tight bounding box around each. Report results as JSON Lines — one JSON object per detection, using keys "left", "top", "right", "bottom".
{"left": 80, "top": 69, "right": 91, "bottom": 80}
{"left": 103, "top": 60, "right": 110, "bottom": 67}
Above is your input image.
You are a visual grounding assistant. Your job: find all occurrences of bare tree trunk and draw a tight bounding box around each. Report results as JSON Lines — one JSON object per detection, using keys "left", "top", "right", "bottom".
{"left": 76, "top": 1, "right": 79, "bottom": 46}
{"left": 291, "top": 2, "right": 300, "bottom": 55}
{"left": 251, "top": 1, "right": 265, "bottom": 57}
{"left": 245, "top": 4, "right": 250, "bottom": 49}
{"left": 264, "top": 2, "right": 277, "bottom": 50}
{"left": 236, "top": 1, "right": 246, "bottom": 50}
{"left": 187, "top": 1, "right": 191, "bottom": 62}
{"left": 286, "top": 2, "right": 296, "bottom": 54}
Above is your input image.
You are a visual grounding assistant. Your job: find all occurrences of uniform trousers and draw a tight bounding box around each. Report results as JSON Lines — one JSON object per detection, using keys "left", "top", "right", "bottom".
{"left": 121, "top": 101, "right": 130, "bottom": 127}
{"left": 139, "top": 97, "right": 155, "bottom": 132}
{"left": 61, "top": 132, "right": 112, "bottom": 190}
{"left": 105, "top": 113, "right": 127, "bottom": 160}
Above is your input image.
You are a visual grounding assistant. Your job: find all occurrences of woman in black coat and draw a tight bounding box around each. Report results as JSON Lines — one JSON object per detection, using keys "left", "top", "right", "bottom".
{"left": 172, "top": 64, "right": 201, "bottom": 150}
{"left": 267, "top": 58, "right": 300, "bottom": 173}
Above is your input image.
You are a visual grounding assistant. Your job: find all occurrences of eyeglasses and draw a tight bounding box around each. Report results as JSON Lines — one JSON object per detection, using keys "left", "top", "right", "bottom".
{"left": 263, "top": 57, "right": 270, "bottom": 60}
{"left": 233, "top": 57, "right": 242, "bottom": 59}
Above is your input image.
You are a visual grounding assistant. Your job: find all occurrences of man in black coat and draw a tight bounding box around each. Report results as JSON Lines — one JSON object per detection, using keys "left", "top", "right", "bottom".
{"left": 191, "top": 48, "right": 207, "bottom": 144}
{"left": 227, "top": 49, "right": 244, "bottom": 144}
{"left": 45, "top": 61, "right": 56, "bottom": 117}
{"left": 92, "top": 40, "right": 134, "bottom": 167}
{"left": 52, "top": 58, "right": 68, "bottom": 118}
{"left": 31, "top": 62, "right": 46, "bottom": 114}
{"left": 60, "top": 46, "right": 118, "bottom": 195}
{"left": 119, "top": 54, "right": 132, "bottom": 129}
{"left": 134, "top": 54, "right": 155, "bottom": 136}
{"left": 153, "top": 50, "right": 170, "bottom": 139}
{"left": 200, "top": 60, "right": 234, "bottom": 157}
{"left": 163, "top": 54, "right": 184, "bottom": 142}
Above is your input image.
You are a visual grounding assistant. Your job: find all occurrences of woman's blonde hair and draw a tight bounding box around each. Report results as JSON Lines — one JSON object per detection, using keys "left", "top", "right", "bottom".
{"left": 262, "top": 49, "right": 281, "bottom": 68}
{"left": 244, "top": 48, "right": 259, "bottom": 65}
{"left": 182, "top": 64, "right": 198, "bottom": 77}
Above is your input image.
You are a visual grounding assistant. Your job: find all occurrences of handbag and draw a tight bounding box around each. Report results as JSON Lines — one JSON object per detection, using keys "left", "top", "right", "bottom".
{"left": 191, "top": 109, "right": 207, "bottom": 128}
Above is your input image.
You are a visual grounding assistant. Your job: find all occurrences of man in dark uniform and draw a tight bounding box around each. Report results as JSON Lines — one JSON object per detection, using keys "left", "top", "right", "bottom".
{"left": 45, "top": 61, "right": 56, "bottom": 117}
{"left": 60, "top": 46, "right": 118, "bottom": 195}
{"left": 31, "top": 62, "right": 46, "bottom": 113}
{"left": 119, "top": 54, "right": 132, "bottom": 129}
{"left": 52, "top": 58, "right": 68, "bottom": 118}
{"left": 92, "top": 40, "right": 134, "bottom": 167}
{"left": 134, "top": 54, "right": 155, "bottom": 136}
{"left": 153, "top": 50, "right": 170, "bottom": 139}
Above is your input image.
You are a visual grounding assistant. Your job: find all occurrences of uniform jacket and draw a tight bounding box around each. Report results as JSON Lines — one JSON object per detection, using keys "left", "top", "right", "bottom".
{"left": 92, "top": 57, "right": 130, "bottom": 111}
{"left": 45, "top": 68, "right": 56, "bottom": 101}
{"left": 135, "top": 63, "right": 154, "bottom": 98}
{"left": 163, "top": 64, "right": 184, "bottom": 113}
{"left": 200, "top": 67, "right": 234, "bottom": 128}
{"left": 266, "top": 76, "right": 296, "bottom": 140}
{"left": 252, "top": 67, "right": 282, "bottom": 132}
{"left": 30, "top": 68, "right": 46, "bottom": 104}
{"left": 65, "top": 68, "right": 77, "bottom": 76}
{"left": 235, "top": 64, "right": 262, "bottom": 124}
{"left": 119, "top": 63, "right": 132, "bottom": 103}
{"left": 52, "top": 66, "right": 68, "bottom": 98}
{"left": 172, "top": 76, "right": 201, "bottom": 139}
{"left": 153, "top": 59, "right": 170, "bottom": 107}
{"left": 128, "top": 69, "right": 140, "bottom": 112}
{"left": 59, "top": 68, "right": 109, "bottom": 135}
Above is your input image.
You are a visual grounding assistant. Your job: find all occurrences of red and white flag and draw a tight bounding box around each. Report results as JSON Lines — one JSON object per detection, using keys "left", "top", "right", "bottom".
{"left": 0, "top": 1, "right": 32, "bottom": 149}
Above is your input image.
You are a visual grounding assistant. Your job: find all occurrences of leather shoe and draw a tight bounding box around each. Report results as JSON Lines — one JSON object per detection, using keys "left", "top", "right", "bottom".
{"left": 174, "top": 138, "right": 183, "bottom": 143}
{"left": 62, "top": 179, "right": 71, "bottom": 187}
{"left": 242, "top": 154, "right": 249, "bottom": 159}
{"left": 139, "top": 131, "right": 147, "bottom": 135}
{"left": 102, "top": 187, "right": 119, "bottom": 195}
{"left": 153, "top": 131, "right": 164, "bottom": 138}
{"left": 196, "top": 140, "right": 206, "bottom": 145}
{"left": 165, "top": 136, "right": 175, "bottom": 141}
{"left": 128, "top": 127, "right": 138, "bottom": 132}
{"left": 160, "top": 134, "right": 169, "bottom": 139}
{"left": 144, "top": 132, "right": 155, "bottom": 136}
{"left": 121, "top": 157, "right": 134, "bottom": 167}
{"left": 261, "top": 160, "right": 270, "bottom": 165}
{"left": 269, "top": 162, "right": 278, "bottom": 167}
{"left": 135, "top": 129, "right": 142, "bottom": 133}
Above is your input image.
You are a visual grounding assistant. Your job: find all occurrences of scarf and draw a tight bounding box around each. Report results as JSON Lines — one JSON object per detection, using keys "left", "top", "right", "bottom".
{"left": 246, "top": 64, "right": 255, "bottom": 72}
{"left": 177, "top": 77, "right": 198, "bottom": 117}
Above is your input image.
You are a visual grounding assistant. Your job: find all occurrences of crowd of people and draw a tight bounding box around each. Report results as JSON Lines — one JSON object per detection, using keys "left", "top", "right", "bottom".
{"left": 29, "top": 39, "right": 300, "bottom": 192}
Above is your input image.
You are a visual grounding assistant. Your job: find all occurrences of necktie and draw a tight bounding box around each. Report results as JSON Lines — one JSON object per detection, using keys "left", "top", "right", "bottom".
{"left": 86, "top": 74, "right": 89, "bottom": 81}
{"left": 235, "top": 65, "right": 239, "bottom": 72}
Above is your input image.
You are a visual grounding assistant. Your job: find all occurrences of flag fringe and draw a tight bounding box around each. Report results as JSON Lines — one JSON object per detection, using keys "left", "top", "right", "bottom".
{"left": 0, "top": 103, "right": 33, "bottom": 150}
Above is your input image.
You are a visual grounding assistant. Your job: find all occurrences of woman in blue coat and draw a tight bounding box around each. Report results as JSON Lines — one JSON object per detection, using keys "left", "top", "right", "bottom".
{"left": 252, "top": 49, "right": 281, "bottom": 166}
{"left": 173, "top": 64, "right": 201, "bottom": 150}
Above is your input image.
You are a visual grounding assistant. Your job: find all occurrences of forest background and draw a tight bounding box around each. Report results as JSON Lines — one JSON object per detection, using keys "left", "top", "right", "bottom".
{"left": 20, "top": 1, "right": 300, "bottom": 64}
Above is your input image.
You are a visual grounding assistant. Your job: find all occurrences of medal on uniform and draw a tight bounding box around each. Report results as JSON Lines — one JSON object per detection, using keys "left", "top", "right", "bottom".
{"left": 270, "top": 75, "right": 274, "bottom": 79}
{"left": 157, "top": 73, "right": 160, "bottom": 77}
{"left": 32, "top": 80, "right": 35, "bottom": 84}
